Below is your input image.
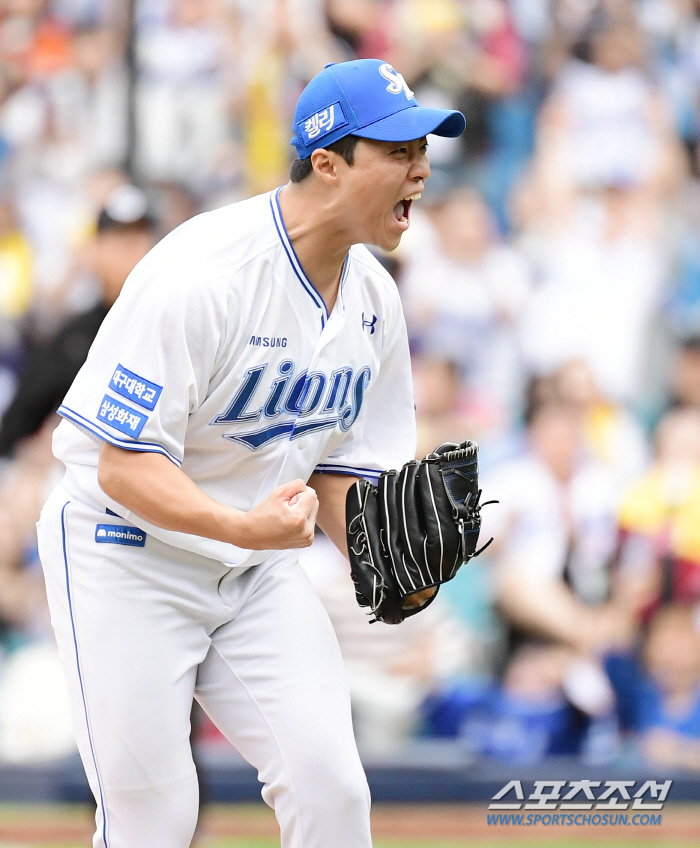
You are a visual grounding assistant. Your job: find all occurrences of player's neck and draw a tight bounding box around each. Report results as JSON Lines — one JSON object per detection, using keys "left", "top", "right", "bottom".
{"left": 278, "top": 183, "right": 352, "bottom": 313}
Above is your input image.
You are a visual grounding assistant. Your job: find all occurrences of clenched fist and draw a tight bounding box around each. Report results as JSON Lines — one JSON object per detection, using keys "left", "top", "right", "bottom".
{"left": 237, "top": 479, "right": 319, "bottom": 550}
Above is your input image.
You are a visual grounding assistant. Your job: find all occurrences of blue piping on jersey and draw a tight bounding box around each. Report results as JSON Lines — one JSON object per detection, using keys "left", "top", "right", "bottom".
{"left": 271, "top": 188, "right": 350, "bottom": 326}
{"left": 58, "top": 405, "right": 181, "bottom": 467}
{"left": 270, "top": 189, "right": 327, "bottom": 327}
{"left": 338, "top": 250, "right": 350, "bottom": 310}
{"left": 314, "top": 463, "right": 381, "bottom": 482}
{"left": 61, "top": 501, "right": 110, "bottom": 847}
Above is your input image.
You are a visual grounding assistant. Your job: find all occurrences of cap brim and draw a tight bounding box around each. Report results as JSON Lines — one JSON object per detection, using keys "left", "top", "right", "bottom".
{"left": 352, "top": 106, "right": 465, "bottom": 142}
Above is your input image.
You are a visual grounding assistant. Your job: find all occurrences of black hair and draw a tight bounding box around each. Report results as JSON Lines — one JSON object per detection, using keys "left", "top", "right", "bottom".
{"left": 289, "top": 134, "right": 361, "bottom": 183}
{"left": 96, "top": 212, "right": 154, "bottom": 235}
{"left": 681, "top": 335, "right": 700, "bottom": 354}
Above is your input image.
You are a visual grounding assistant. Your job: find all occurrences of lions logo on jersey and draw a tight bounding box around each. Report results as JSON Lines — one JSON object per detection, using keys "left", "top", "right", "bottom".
{"left": 212, "top": 360, "right": 371, "bottom": 451}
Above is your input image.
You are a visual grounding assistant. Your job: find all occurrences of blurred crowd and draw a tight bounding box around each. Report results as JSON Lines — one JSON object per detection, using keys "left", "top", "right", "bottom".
{"left": 1, "top": 0, "right": 700, "bottom": 774}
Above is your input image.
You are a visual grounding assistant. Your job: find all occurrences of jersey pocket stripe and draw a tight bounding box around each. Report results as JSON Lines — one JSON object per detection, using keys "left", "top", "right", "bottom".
{"left": 97, "top": 395, "right": 148, "bottom": 438}
{"left": 109, "top": 364, "right": 163, "bottom": 411}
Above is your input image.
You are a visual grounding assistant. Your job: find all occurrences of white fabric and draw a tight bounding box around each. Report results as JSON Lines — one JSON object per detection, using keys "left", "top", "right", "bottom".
{"left": 54, "top": 188, "right": 417, "bottom": 566}
{"left": 38, "top": 484, "right": 371, "bottom": 848}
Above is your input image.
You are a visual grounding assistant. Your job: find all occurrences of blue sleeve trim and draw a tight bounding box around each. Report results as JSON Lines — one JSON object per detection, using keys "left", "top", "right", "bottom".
{"left": 314, "top": 462, "right": 382, "bottom": 482}
{"left": 58, "top": 405, "right": 182, "bottom": 467}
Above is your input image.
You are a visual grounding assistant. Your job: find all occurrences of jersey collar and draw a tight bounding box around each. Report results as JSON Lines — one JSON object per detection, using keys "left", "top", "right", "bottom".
{"left": 270, "top": 187, "right": 349, "bottom": 326}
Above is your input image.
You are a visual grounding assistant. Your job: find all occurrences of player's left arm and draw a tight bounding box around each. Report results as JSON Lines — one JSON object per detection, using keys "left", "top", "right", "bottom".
{"left": 310, "top": 471, "right": 435, "bottom": 608}
{"left": 309, "top": 471, "right": 358, "bottom": 557}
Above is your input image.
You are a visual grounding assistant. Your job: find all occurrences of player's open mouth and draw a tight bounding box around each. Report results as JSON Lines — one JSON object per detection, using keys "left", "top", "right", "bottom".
{"left": 393, "top": 193, "right": 421, "bottom": 229}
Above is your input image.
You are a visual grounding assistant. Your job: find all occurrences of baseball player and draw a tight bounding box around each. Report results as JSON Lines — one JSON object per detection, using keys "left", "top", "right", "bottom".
{"left": 37, "top": 59, "right": 465, "bottom": 848}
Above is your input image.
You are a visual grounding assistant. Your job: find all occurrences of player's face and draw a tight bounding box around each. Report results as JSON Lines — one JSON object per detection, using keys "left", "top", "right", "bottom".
{"left": 341, "top": 137, "right": 430, "bottom": 251}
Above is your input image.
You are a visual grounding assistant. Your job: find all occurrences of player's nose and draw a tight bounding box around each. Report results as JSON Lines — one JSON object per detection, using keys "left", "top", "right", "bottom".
{"left": 410, "top": 153, "right": 430, "bottom": 184}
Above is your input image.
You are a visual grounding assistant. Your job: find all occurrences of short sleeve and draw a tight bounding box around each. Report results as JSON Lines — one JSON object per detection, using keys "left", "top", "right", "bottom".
{"left": 58, "top": 267, "right": 227, "bottom": 466}
{"left": 314, "top": 304, "right": 416, "bottom": 482}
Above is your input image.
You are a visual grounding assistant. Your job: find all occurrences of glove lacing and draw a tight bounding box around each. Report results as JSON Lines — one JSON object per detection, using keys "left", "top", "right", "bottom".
{"left": 347, "top": 497, "right": 387, "bottom": 620}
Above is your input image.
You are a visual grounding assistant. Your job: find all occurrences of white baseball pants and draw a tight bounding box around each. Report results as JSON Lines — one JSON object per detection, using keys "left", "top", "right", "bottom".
{"left": 37, "top": 482, "right": 372, "bottom": 848}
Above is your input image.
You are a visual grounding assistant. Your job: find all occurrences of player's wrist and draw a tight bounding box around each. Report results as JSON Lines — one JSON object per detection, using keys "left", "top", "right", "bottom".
{"left": 226, "top": 507, "right": 256, "bottom": 549}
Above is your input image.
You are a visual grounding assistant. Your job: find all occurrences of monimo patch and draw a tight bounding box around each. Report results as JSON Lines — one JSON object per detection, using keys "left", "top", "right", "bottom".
{"left": 95, "top": 524, "right": 146, "bottom": 547}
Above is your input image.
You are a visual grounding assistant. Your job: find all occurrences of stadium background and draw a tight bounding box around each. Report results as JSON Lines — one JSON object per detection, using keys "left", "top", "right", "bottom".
{"left": 1, "top": 0, "right": 700, "bottom": 844}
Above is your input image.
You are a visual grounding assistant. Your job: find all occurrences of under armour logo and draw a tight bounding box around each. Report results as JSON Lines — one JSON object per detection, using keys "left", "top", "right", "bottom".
{"left": 379, "top": 64, "right": 414, "bottom": 100}
{"left": 362, "top": 313, "right": 377, "bottom": 334}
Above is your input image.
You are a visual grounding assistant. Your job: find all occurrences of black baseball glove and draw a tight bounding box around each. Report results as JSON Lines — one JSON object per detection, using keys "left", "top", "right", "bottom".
{"left": 345, "top": 440, "right": 494, "bottom": 624}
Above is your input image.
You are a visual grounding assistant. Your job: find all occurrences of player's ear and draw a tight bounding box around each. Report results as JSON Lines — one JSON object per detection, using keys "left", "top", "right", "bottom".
{"left": 310, "top": 148, "right": 339, "bottom": 184}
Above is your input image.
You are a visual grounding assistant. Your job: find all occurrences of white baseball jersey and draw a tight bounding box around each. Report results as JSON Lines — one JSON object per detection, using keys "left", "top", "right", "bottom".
{"left": 53, "top": 187, "right": 417, "bottom": 566}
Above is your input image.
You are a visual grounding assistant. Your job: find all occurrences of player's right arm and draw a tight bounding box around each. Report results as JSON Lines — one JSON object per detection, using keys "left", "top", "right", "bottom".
{"left": 98, "top": 443, "right": 318, "bottom": 550}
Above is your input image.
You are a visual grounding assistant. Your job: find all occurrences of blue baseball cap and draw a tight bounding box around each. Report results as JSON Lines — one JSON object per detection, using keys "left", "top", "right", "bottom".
{"left": 291, "top": 59, "right": 466, "bottom": 160}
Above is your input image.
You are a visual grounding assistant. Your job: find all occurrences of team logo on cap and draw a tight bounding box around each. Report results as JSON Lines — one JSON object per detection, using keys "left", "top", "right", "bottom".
{"left": 379, "top": 64, "right": 414, "bottom": 100}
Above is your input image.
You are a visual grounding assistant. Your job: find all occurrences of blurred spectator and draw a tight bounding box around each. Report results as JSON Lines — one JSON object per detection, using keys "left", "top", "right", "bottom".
{"left": 56, "top": 24, "right": 129, "bottom": 172}
{"left": 424, "top": 645, "right": 574, "bottom": 763}
{"left": 615, "top": 407, "right": 700, "bottom": 621}
{"left": 665, "top": 180, "right": 700, "bottom": 337}
{"left": 606, "top": 604, "right": 700, "bottom": 771}
{"left": 0, "top": 195, "right": 33, "bottom": 321}
{"left": 670, "top": 335, "right": 700, "bottom": 409}
{"left": 0, "top": 417, "right": 57, "bottom": 639}
{"left": 518, "top": 186, "right": 666, "bottom": 405}
{"left": 299, "top": 533, "right": 474, "bottom": 754}
{"left": 400, "top": 188, "right": 532, "bottom": 438}
{"left": 148, "top": 179, "right": 199, "bottom": 239}
{"left": 0, "top": 419, "right": 75, "bottom": 763}
{"left": 638, "top": 0, "right": 700, "bottom": 158}
{"left": 135, "top": 0, "right": 230, "bottom": 188}
{"left": 0, "top": 184, "right": 155, "bottom": 458}
{"left": 536, "top": 18, "right": 684, "bottom": 193}
{"left": 237, "top": 0, "right": 338, "bottom": 195}
{"left": 412, "top": 354, "right": 481, "bottom": 459}
{"left": 425, "top": 645, "right": 619, "bottom": 763}
{"left": 554, "top": 359, "right": 650, "bottom": 498}
{"left": 482, "top": 398, "right": 629, "bottom": 653}
{"left": 0, "top": 195, "right": 34, "bottom": 414}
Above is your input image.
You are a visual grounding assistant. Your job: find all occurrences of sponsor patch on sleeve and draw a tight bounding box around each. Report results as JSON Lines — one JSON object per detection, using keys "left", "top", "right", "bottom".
{"left": 95, "top": 524, "right": 146, "bottom": 547}
{"left": 97, "top": 395, "right": 147, "bottom": 438}
{"left": 109, "top": 364, "right": 163, "bottom": 410}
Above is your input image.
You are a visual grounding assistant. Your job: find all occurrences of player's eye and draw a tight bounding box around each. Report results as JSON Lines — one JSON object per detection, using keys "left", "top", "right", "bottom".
{"left": 391, "top": 147, "right": 408, "bottom": 155}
